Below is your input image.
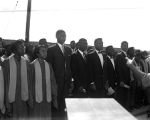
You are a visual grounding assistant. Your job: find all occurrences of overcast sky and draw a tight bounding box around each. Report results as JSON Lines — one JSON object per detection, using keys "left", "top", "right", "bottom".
{"left": 0, "top": 0, "right": 150, "bottom": 50}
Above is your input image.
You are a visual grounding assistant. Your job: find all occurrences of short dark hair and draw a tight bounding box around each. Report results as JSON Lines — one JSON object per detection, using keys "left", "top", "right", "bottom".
{"left": 106, "top": 45, "right": 113, "bottom": 52}
{"left": 56, "top": 30, "right": 65, "bottom": 39}
{"left": 70, "top": 40, "right": 75, "bottom": 44}
{"left": 94, "top": 38, "right": 102, "bottom": 44}
{"left": 39, "top": 38, "right": 47, "bottom": 44}
{"left": 12, "top": 39, "right": 24, "bottom": 53}
{"left": 121, "top": 41, "right": 128, "bottom": 45}
{"left": 34, "top": 45, "right": 46, "bottom": 58}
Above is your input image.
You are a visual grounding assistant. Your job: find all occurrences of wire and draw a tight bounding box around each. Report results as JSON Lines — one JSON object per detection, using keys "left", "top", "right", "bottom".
{"left": 2, "top": 0, "right": 20, "bottom": 34}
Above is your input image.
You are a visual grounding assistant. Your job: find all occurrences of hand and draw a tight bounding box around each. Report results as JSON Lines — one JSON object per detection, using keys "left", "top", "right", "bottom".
{"left": 120, "top": 81, "right": 130, "bottom": 89}
{"left": 107, "top": 87, "right": 115, "bottom": 96}
{"left": 79, "top": 86, "right": 86, "bottom": 93}
{"left": 1, "top": 105, "right": 5, "bottom": 114}
{"left": 90, "top": 82, "right": 96, "bottom": 90}
{"left": 5, "top": 102, "right": 12, "bottom": 117}
{"left": 27, "top": 97, "right": 33, "bottom": 109}
{"left": 6, "top": 102, "right": 11, "bottom": 112}
{"left": 105, "top": 81, "right": 109, "bottom": 90}
{"left": 52, "top": 96, "right": 58, "bottom": 110}
{"left": 120, "top": 81, "right": 125, "bottom": 87}
{"left": 124, "top": 84, "right": 130, "bottom": 89}
{"left": 70, "top": 81, "right": 74, "bottom": 90}
{"left": 126, "top": 57, "right": 133, "bottom": 68}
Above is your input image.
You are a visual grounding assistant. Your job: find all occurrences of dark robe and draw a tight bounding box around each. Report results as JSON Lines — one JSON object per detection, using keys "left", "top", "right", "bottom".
{"left": 115, "top": 51, "right": 131, "bottom": 110}
{"left": 30, "top": 59, "right": 57, "bottom": 119}
{"left": 2, "top": 56, "right": 31, "bottom": 119}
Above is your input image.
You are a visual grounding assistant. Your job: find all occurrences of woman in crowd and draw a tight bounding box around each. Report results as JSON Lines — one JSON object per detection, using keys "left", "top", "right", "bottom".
{"left": 30, "top": 45, "right": 57, "bottom": 119}
{"left": 2, "top": 39, "right": 32, "bottom": 119}
{"left": 0, "top": 63, "right": 5, "bottom": 118}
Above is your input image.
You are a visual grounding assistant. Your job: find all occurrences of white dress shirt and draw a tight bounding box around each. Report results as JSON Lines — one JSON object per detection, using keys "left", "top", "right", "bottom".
{"left": 57, "top": 43, "right": 64, "bottom": 54}
{"left": 78, "top": 49, "right": 86, "bottom": 60}
{"left": 108, "top": 56, "right": 115, "bottom": 69}
{"left": 96, "top": 50, "right": 104, "bottom": 68}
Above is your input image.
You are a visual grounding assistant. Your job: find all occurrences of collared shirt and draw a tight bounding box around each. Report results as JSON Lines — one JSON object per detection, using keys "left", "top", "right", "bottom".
{"left": 108, "top": 56, "right": 115, "bottom": 69}
{"left": 71, "top": 48, "right": 76, "bottom": 53}
{"left": 57, "top": 43, "right": 64, "bottom": 53}
{"left": 121, "top": 50, "right": 127, "bottom": 57}
{"left": 96, "top": 50, "right": 104, "bottom": 68}
{"left": 78, "top": 49, "right": 86, "bottom": 60}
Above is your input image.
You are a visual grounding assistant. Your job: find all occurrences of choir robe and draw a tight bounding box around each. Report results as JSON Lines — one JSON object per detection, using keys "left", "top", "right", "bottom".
{"left": 30, "top": 59, "right": 57, "bottom": 118}
{"left": 0, "top": 66, "right": 5, "bottom": 117}
{"left": 2, "top": 56, "right": 32, "bottom": 119}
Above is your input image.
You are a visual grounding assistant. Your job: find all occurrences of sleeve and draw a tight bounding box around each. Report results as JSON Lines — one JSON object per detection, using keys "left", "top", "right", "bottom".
{"left": 115, "top": 55, "right": 125, "bottom": 87}
{"left": 70, "top": 54, "right": 80, "bottom": 88}
{"left": 50, "top": 64, "right": 57, "bottom": 96}
{"left": 0, "top": 66, "right": 5, "bottom": 114}
{"left": 86, "top": 54, "right": 95, "bottom": 85}
{"left": 47, "top": 48, "right": 54, "bottom": 66}
{"left": 27, "top": 62, "right": 34, "bottom": 109}
{"left": 103, "top": 57, "right": 110, "bottom": 89}
{"left": 49, "top": 64, "right": 58, "bottom": 109}
{"left": 2, "top": 60, "right": 12, "bottom": 116}
{"left": 147, "top": 59, "right": 150, "bottom": 73}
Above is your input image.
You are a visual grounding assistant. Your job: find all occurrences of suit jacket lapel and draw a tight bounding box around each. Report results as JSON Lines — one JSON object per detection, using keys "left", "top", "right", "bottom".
{"left": 108, "top": 57, "right": 115, "bottom": 70}
{"left": 121, "top": 51, "right": 127, "bottom": 58}
{"left": 94, "top": 51, "right": 103, "bottom": 69}
{"left": 77, "top": 51, "right": 86, "bottom": 62}
{"left": 56, "top": 44, "right": 64, "bottom": 56}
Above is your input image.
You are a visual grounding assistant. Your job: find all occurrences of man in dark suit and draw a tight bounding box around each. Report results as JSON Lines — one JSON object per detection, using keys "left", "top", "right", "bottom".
{"left": 47, "top": 30, "right": 72, "bottom": 117}
{"left": 86, "top": 38, "right": 107, "bottom": 98}
{"left": 115, "top": 41, "right": 131, "bottom": 110}
{"left": 70, "top": 40, "right": 76, "bottom": 54}
{"left": 105, "top": 45, "right": 118, "bottom": 98}
{"left": 70, "top": 38, "right": 88, "bottom": 98}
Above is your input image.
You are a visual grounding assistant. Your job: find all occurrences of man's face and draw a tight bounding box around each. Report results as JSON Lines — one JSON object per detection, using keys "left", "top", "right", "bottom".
{"left": 39, "top": 40, "right": 48, "bottom": 48}
{"left": 121, "top": 42, "right": 128, "bottom": 52}
{"left": 17, "top": 43, "right": 25, "bottom": 56}
{"left": 107, "top": 47, "right": 115, "bottom": 56}
{"left": 70, "top": 41, "right": 76, "bottom": 49}
{"left": 57, "top": 31, "right": 66, "bottom": 45}
{"left": 95, "top": 40, "right": 103, "bottom": 51}
{"left": 78, "top": 40, "right": 88, "bottom": 52}
{"left": 38, "top": 47, "right": 47, "bottom": 59}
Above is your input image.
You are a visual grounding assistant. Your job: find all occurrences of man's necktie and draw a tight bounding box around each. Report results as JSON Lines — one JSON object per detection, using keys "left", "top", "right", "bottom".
{"left": 62, "top": 45, "right": 64, "bottom": 54}
{"left": 98, "top": 51, "right": 103, "bottom": 67}
{"left": 83, "top": 52, "right": 86, "bottom": 61}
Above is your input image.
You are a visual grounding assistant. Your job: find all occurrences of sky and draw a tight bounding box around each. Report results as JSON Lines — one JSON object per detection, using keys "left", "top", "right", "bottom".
{"left": 0, "top": 0, "right": 150, "bottom": 50}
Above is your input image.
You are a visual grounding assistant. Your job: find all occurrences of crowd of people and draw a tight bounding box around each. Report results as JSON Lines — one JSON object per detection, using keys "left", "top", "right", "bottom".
{"left": 0, "top": 30, "right": 150, "bottom": 119}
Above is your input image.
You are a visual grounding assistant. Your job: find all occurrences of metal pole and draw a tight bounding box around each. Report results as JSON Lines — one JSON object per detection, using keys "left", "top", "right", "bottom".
{"left": 25, "top": 0, "right": 32, "bottom": 43}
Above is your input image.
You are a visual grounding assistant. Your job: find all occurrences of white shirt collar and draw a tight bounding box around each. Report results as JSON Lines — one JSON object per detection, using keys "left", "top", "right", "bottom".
{"left": 57, "top": 43, "right": 64, "bottom": 53}
{"left": 107, "top": 55, "right": 113, "bottom": 59}
{"left": 57, "top": 43, "right": 64, "bottom": 48}
{"left": 95, "top": 50, "right": 99, "bottom": 54}
{"left": 121, "top": 50, "right": 127, "bottom": 56}
{"left": 78, "top": 49, "right": 84, "bottom": 56}
{"left": 95, "top": 49, "right": 103, "bottom": 54}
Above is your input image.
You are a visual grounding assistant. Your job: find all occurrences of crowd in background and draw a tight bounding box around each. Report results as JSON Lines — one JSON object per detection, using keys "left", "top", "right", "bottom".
{"left": 0, "top": 30, "right": 150, "bottom": 119}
